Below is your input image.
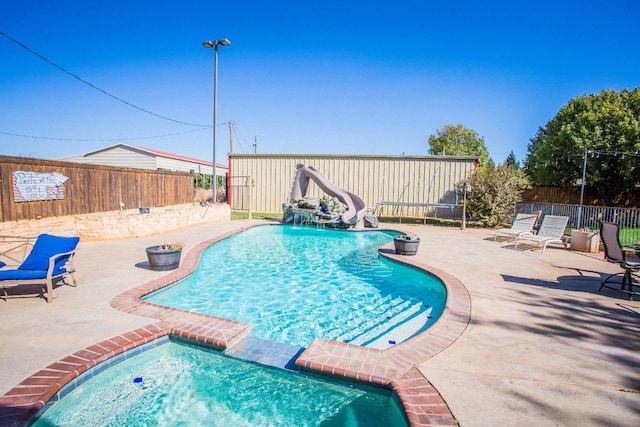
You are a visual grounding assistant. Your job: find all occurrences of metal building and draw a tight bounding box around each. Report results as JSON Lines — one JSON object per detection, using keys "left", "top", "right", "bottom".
{"left": 230, "top": 153, "right": 478, "bottom": 218}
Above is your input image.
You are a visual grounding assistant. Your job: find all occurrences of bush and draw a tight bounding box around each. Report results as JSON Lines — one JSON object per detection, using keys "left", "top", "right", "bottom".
{"left": 194, "top": 188, "right": 213, "bottom": 202}
{"left": 466, "top": 162, "right": 530, "bottom": 227}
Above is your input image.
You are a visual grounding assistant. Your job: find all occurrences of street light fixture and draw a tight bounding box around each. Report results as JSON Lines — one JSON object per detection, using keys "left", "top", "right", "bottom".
{"left": 202, "top": 38, "right": 230, "bottom": 202}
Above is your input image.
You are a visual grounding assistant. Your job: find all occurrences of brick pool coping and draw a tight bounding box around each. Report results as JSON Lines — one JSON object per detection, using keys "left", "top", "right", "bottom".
{"left": 0, "top": 225, "right": 470, "bottom": 427}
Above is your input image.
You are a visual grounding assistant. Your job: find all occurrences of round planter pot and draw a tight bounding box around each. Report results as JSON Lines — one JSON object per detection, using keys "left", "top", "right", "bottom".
{"left": 393, "top": 236, "right": 420, "bottom": 256}
{"left": 145, "top": 246, "right": 182, "bottom": 271}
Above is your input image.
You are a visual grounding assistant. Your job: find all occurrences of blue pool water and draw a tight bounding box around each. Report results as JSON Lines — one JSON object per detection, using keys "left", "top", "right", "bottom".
{"left": 145, "top": 225, "right": 446, "bottom": 348}
{"left": 32, "top": 338, "right": 407, "bottom": 426}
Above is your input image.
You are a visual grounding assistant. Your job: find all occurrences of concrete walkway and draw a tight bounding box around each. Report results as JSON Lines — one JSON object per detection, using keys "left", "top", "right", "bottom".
{"left": 0, "top": 220, "right": 638, "bottom": 426}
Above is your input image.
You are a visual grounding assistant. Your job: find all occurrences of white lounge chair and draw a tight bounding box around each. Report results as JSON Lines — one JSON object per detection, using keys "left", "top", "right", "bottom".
{"left": 493, "top": 213, "right": 538, "bottom": 241}
{"left": 515, "top": 215, "right": 569, "bottom": 253}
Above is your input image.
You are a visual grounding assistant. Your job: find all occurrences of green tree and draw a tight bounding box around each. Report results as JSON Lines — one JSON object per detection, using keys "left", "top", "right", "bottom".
{"left": 466, "top": 161, "right": 530, "bottom": 227}
{"left": 428, "top": 124, "right": 490, "bottom": 168}
{"left": 524, "top": 88, "right": 640, "bottom": 205}
{"left": 504, "top": 150, "right": 520, "bottom": 170}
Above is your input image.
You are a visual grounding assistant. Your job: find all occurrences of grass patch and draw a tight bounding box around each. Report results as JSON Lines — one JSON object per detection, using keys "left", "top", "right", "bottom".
{"left": 231, "top": 211, "right": 282, "bottom": 220}
{"left": 230, "top": 211, "right": 485, "bottom": 229}
{"left": 565, "top": 226, "right": 640, "bottom": 246}
{"left": 377, "top": 216, "right": 484, "bottom": 228}
{"left": 619, "top": 228, "right": 640, "bottom": 246}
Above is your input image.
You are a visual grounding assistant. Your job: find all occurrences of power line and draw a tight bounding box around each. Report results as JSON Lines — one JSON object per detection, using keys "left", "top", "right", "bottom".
{"left": 0, "top": 31, "right": 210, "bottom": 127}
{"left": 230, "top": 122, "right": 252, "bottom": 153}
{"left": 0, "top": 127, "right": 209, "bottom": 142}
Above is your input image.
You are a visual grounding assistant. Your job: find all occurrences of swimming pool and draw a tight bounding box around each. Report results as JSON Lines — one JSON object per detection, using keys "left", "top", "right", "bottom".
{"left": 2, "top": 223, "right": 470, "bottom": 426}
{"left": 144, "top": 225, "right": 447, "bottom": 348}
{"left": 32, "top": 337, "right": 407, "bottom": 426}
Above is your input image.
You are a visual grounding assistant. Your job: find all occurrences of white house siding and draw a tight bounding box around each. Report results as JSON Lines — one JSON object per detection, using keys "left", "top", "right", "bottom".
{"left": 61, "top": 146, "right": 157, "bottom": 170}
{"left": 155, "top": 157, "right": 215, "bottom": 175}
{"left": 230, "top": 154, "right": 478, "bottom": 217}
{"left": 59, "top": 145, "right": 220, "bottom": 175}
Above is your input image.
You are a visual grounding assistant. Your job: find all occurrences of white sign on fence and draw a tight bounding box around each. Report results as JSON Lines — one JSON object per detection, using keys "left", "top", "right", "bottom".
{"left": 12, "top": 171, "right": 69, "bottom": 202}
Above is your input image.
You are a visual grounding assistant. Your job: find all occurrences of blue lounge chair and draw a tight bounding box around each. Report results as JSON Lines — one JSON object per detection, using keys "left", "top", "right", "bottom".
{"left": 0, "top": 234, "right": 79, "bottom": 303}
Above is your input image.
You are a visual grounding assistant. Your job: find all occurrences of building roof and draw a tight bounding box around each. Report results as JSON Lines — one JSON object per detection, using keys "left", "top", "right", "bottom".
{"left": 83, "top": 143, "right": 226, "bottom": 168}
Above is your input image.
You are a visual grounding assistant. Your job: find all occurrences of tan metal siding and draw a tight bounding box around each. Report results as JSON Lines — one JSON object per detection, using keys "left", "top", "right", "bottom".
{"left": 229, "top": 154, "right": 477, "bottom": 217}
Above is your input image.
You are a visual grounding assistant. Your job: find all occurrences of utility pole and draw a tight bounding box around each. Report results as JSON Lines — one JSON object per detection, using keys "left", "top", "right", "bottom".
{"left": 253, "top": 135, "right": 257, "bottom": 153}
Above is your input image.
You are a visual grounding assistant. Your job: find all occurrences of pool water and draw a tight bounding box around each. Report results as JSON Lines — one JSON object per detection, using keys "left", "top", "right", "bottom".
{"left": 145, "top": 225, "right": 446, "bottom": 348}
{"left": 33, "top": 339, "right": 407, "bottom": 427}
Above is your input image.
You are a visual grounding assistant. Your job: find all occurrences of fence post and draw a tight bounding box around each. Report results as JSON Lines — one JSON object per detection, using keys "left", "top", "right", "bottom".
{"left": 460, "top": 182, "right": 470, "bottom": 230}
{"left": 245, "top": 176, "right": 254, "bottom": 220}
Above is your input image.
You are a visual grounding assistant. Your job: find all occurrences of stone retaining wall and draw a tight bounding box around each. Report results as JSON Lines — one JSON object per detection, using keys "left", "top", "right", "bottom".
{"left": 0, "top": 203, "right": 230, "bottom": 241}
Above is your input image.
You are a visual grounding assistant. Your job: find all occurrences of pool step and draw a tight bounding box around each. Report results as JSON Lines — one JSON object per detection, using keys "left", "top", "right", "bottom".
{"left": 330, "top": 296, "right": 408, "bottom": 340}
{"left": 363, "top": 306, "right": 434, "bottom": 349}
{"left": 225, "top": 336, "right": 305, "bottom": 372}
{"left": 339, "top": 301, "right": 429, "bottom": 347}
{"left": 323, "top": 295, "right": 408, "bottom": 339}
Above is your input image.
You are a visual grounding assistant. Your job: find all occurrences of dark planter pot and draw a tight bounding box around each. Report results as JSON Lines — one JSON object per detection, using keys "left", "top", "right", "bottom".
{"left": 145, "top": 246, "right": 182, "bottom": 271}
{"left": 393, "top": 236, "right": 420, "bottom": 256}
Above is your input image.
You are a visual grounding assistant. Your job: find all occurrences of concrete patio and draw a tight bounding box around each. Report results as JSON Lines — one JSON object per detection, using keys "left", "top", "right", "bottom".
{"left": 0, "top": 219, "right": 638, "bottom": 426}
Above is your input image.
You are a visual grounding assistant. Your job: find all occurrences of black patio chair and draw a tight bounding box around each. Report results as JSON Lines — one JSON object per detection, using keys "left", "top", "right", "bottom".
{"left": 599, "top": 221, "right": 640, "bottom": 300}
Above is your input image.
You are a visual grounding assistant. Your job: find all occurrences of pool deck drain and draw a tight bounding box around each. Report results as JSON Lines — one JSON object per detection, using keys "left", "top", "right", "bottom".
{"left": 225, "top": 336, "right": 305, "bottom": 371}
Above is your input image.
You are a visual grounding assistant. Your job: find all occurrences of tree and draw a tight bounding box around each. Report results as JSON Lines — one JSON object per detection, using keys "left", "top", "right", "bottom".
{"left": 504, "top": 150, "right": 520, "bottom": 170}
{"left": 466, "top": 161, "right": 530, "bottom": 227}
{"left": 428, "top": 124, "right": 490, "bottom": 168}
{"left": 524, "top": 88, "right": 640, "bottom": 205}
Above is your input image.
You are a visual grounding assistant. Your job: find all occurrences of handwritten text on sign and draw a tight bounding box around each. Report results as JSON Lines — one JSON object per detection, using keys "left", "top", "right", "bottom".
{"left": 12, "top": 171, "right": 69, "bottom": 202}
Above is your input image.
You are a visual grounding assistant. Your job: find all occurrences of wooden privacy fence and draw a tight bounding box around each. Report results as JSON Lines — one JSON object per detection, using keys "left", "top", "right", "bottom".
{"left": 0, "top": 156, "right": 194, "bottom": 223}
{"left": 522, "top": 186, "right": 640, "bottom": 207}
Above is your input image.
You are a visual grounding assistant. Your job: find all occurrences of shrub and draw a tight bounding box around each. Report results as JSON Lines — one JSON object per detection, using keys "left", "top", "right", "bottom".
{"left": 466, "top": 162, "right": 530, "bottom": 227}
{"left": 194, "top": 188, "right": 213, "bottom": 202}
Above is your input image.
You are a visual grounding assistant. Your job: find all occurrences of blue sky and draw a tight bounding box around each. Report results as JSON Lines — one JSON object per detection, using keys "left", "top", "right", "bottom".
{"left": 1, "top": 1, "right": 638, "bottom": 166}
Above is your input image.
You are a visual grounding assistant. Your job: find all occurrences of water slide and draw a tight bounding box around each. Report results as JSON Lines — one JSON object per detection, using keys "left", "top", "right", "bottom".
{"left": 290, "top": 164, "right": 366, "bottom": 226}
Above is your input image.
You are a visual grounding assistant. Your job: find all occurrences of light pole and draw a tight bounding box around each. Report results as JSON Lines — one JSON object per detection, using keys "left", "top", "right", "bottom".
{"left": 202, "top": 38, "right": 230, "bottom": 202}
{"left": 577, "top": 149, "right": 588, "bottom": 230}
